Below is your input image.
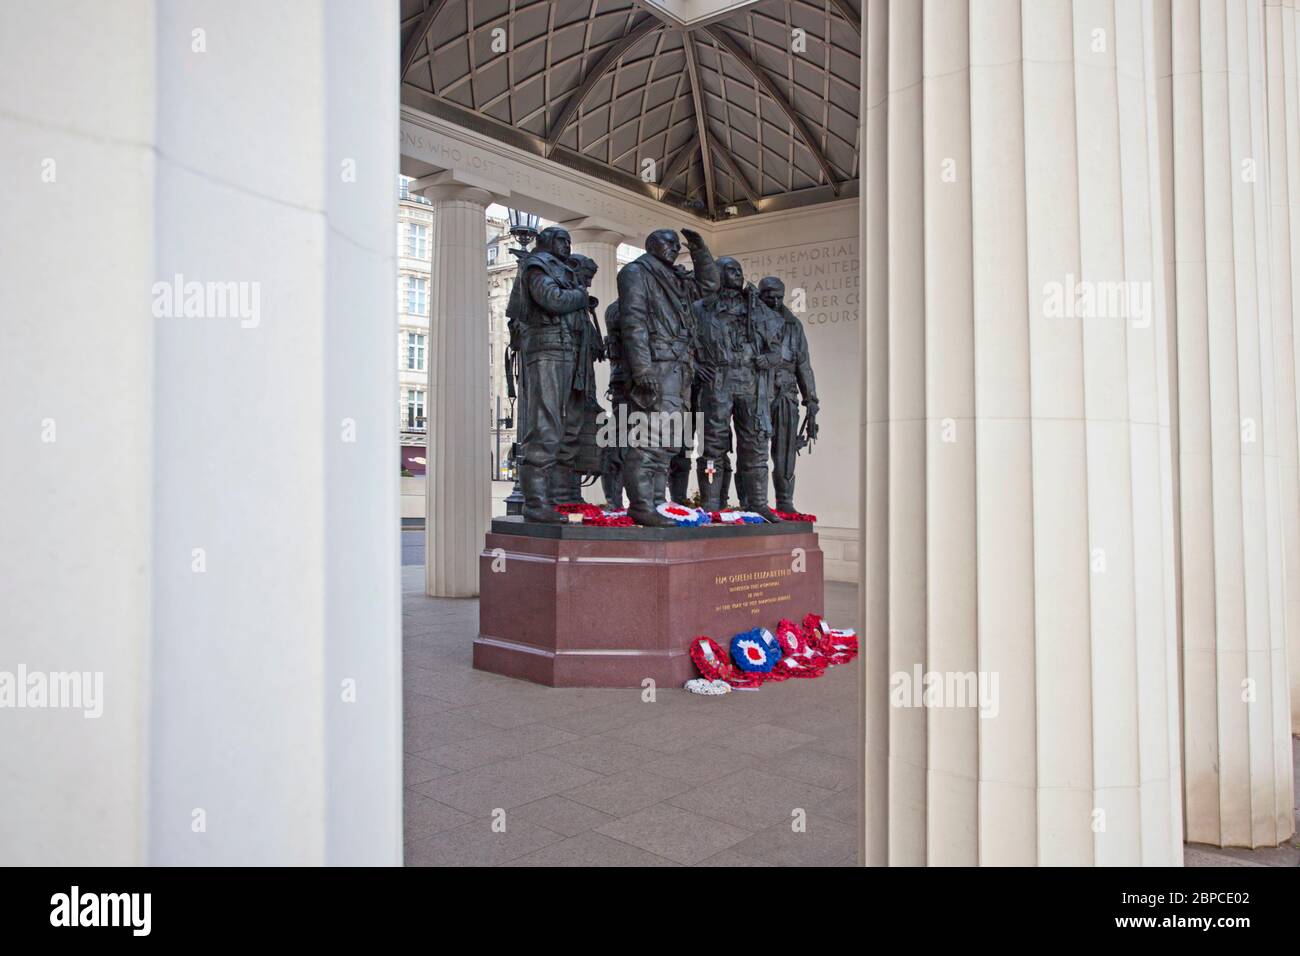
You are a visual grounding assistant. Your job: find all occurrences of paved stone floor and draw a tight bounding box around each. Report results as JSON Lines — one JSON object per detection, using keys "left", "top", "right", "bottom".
{"left": 402, "top": 563, "right": 860, "bottom": 866}
{"left": 1184, "top": 733, "right": 1300, "bottom": 867}
{"left": 402, "top": 547, "right": 1298, "bottom": 867}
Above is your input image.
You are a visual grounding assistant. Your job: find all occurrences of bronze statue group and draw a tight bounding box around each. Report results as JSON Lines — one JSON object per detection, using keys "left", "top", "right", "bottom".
{"left": 506, "top": 225, "right": 818, "bottom": 528}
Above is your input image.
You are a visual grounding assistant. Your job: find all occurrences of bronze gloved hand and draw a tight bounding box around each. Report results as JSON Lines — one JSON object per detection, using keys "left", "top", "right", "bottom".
{"left": 632, "top": 373, "right": 661, "bottom": 408}
{"left": 680, "top": 227, "right": 705, "bottom": 250}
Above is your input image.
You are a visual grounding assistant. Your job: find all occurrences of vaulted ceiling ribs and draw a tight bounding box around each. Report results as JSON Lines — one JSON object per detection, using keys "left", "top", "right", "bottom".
{"left": 399, "top": 0, "right": 860, "bottom": 217}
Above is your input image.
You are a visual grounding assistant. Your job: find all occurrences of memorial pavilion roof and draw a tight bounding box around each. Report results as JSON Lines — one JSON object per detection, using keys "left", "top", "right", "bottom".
{"left": 399, "top": 0, "right": 861, "bottom": 219}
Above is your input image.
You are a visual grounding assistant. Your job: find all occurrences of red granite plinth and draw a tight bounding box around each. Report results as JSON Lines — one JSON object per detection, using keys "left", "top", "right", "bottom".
{"left": 474, "top": 517, "right": 824, "bottom": 687}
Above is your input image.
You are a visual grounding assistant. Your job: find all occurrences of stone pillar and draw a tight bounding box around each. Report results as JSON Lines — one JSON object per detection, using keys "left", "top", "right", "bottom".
{"left": 1, "top": 0, "right": 154, "bottom": 865}
{"left": 860, "top": 0, "right": 1185, "bottom": 865}
{"left": 150, "top": 0, "right": 403, "bottom": 866}
{"left": 566, "top": 223, "right": 625, "bottom": 505}
{"left": 567, "top": 224, "right": 623, "bottom": 320}
{"left": 423, "top": 180, "right": 493, "bottom": 597}
{"left": 320, "top": 0, "right": 404, "bottom": 865}
{"left": 1, "top": 0, "right": 402, "bottom": 865}
{"left": 1174, "top": 0, "right": 1294, "bottom": 848}
{"left": 1267, "top": 0, "right": 1300, "bottom": 737}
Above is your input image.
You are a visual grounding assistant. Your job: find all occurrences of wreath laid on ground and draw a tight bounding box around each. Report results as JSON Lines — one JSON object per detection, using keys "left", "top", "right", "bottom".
{"left": 802, "top": 613, "right": 859, "bottom": 665}
{"left": 684, "top": 678, "right": 732, "bottom": 696}
{"left": 685, "top": 613, "right": 856, "bottom": 691}
{"left": 730, "top": 627, "right": 783, "bottom": 674}
{"left": 774, "top": 618, "right": 826, "bottom": 677}
{"left": 689, "top": 636, "right": 763, "bottom": 688}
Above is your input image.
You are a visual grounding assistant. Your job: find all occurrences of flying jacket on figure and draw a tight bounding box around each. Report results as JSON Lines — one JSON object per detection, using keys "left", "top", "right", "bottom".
{"left": 615, "top": 227, "right": 718, "bottom": 527}
{"left": 506, "top": 226, "right": 591, "bottom": 523}
{"left": 692, "top": 258, "right": 784, "bottom": 522}
{"left": 600, "top": 300, "right": 629, "bottom": 510}
{"left": 758, "top": 276, "right": 819, "bottom": 514}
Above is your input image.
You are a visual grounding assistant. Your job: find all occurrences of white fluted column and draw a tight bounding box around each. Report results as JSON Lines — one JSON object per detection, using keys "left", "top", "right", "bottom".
{"left": 2, "top": 0, "right": 402, "bottom": 865}
{"left": 1271, "top": 0, "right": 1300, "bottom": 734}
{"left": 1175, "top": 0, "right": 1295, "bottom": 848}
{"left": 860, "top": 0, "right": 1185, "bottom": 866}
{"left": 566, "top": 224, "right": 623, "bottom": 314}
{"left": 566, "top": 223, "right": 624, "bottom": 505}
{"left": 423, "top": 182, "right": 493, "bottom": 597}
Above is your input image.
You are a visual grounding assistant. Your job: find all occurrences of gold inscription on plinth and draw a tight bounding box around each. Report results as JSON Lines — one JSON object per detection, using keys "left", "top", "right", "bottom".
{"left": 712, "top": 568, "right": 794, "bottom": 616}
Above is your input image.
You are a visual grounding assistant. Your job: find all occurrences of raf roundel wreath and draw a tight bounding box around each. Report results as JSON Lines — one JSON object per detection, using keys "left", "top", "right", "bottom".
{"left": 730, "top": 627, "right": 782, "bottom": 673}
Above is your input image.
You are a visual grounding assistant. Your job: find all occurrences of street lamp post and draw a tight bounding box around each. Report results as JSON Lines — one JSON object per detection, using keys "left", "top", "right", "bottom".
{"left": 507, "top": 208, "right": 540, "bottom": 248}
{"left": 493, "top": 395, "right": 514, "bottom": 480}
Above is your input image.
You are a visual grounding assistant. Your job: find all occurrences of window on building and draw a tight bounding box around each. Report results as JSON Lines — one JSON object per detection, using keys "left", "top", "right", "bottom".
{"left": 398, "top": 175, "right": 430, "bottom": 205}
{"left": 405, "top": 388, "right": 426, "bottom": 430}
{"left": 487, "top": 243, "right": 499, "bottom": 264}
{"left": 406, "top": 331, "right": 426, "bottom": 371}
{"left": 407, "top": 223, "right": 429, "bottom": 259}
{"left": 404, "top": 276, "right": 428, "bottom": 315}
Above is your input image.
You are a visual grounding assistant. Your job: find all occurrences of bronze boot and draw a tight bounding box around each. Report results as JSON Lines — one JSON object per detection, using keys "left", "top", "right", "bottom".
{"left": 669, "top": 464, "right": 690, "bottom": 504}
{"left": 773, "top": 474, "right": 795, "bottom": 514}
{"left": 549, "top": 464, "right": 580, "bottom": 506}
{"left": 626, "top": 464, "right": 675, "bottom": 527}
{"left": 740, "top": 468, "right": 782, "bottom": 523}
{"left": 697, "top": 459, "right": 723, "bottom": 512}
{"left": 521, "top": 464, "right": 566, "bottom": 524}
{"left": 600, "top": 448, "right": 625, "bottom": 511}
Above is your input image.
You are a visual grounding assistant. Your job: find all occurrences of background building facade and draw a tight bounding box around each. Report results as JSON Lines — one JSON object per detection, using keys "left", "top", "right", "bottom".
{"left": 399, "top": 175, "right": 636, "bottom": 496}
{"left": 399, "top": 177, "right": 520, "bottom": 479}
